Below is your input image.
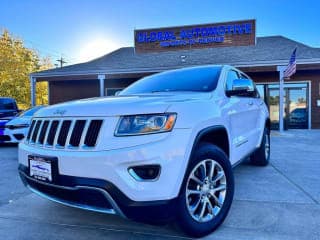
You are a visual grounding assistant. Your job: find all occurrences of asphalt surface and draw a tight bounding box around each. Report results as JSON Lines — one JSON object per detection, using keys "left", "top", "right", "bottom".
{"left": 0, "top": 130, "right": 319, "bottom": 240}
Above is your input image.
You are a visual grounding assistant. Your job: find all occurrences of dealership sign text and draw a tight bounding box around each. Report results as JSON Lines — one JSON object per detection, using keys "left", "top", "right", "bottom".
{"left": 134, "top": 19, "right": 256, "bottom": 53}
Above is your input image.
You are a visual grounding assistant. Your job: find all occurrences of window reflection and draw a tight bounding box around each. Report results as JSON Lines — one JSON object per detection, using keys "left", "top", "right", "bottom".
{"left": 256, "top": 83, "right": 308, "bottom": 129}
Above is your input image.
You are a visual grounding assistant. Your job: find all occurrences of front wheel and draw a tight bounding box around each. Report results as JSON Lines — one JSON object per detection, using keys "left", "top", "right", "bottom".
{"left": 176, "top": 143, "right": 234, "bottom": 237}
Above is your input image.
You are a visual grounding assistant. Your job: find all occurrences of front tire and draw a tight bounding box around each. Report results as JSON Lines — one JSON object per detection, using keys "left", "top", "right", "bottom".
{"left": 250, "top": 127, "right": 270, "bottom": 166}
{"left": 176, "top": 143, "right": 234, "bottom": 237}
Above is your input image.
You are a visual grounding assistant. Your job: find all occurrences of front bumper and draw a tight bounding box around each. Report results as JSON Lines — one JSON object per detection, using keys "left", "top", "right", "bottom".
{"left": 19, "top": 164, "right": 178, "bottom": 221}
{"left": 18, "top": 128, "right": 193, "bottom": 220}
{"left": 0, "top": 128, "right": 26, "bottom": 143}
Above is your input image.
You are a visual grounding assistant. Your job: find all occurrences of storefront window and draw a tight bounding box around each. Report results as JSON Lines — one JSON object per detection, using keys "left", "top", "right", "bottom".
{"left": 256, "top": 85, "right": 265, "bottom": 100}
{"left": 256, "top": 82, "right": 309, "bottom": 129}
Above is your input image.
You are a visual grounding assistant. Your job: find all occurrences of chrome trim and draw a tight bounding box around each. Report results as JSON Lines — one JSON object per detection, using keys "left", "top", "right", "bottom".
{"left": 128, "top": 167, "right": 161, "bottom": 182}
{"left": 128, "top": 168, "right": 143, "bottom": 181}
{"left": 65, "top": 120, "right": 76, "bottom": 148}
{"left": 79, "top": 120, "right": 90, "bottom": 147}
{"left": 35, "top": 120, "right": 45, "bottom": 144}
{"left": 28, "top": 120, "right": 37, "bottom": 144}
{"left": 53, "top": 120, "right": 63, "bottom": 147}
{"left": 20, "top": 171, "right": 126, "bottom": 218}
{"left": 43, "top": 120, "right": 53, "bottom": 147}
{"left": 235, "top": 139, "right": 248, "bottom": 148}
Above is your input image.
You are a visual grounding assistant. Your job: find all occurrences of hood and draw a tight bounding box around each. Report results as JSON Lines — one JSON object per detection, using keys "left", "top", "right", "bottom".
{"left": 0, "top": 110, "right": 18, "bottom": 120}
{"left": 35, "top": 92, "right": 212, "bottom": 118}
{"left": 0, "top": 120, "right": 8, "bottom": 126}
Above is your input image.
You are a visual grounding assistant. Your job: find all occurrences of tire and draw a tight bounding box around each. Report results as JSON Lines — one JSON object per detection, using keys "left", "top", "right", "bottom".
{"left": 250, "top": 127, "right": 270, "bottom": 166}
{"left": 176, "top": 143, "right": 234, "bottom": 237}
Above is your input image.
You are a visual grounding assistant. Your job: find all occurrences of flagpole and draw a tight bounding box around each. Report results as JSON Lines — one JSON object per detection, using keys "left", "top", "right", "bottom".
{"left": 277, "top": 66, "right": 286, "bottom": 133}
{"left": 277, "top": 47, "right": 297, "bottom": 133}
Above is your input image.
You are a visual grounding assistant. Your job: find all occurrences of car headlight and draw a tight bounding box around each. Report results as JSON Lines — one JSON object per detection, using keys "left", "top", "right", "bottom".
{"left": 115, "top": 113, "right": 177, "bottom": 136}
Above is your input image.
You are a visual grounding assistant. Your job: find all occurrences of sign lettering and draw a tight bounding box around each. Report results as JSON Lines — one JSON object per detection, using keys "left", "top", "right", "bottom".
{"left": 134, "top": 19, "right": 256, "bottom": 53}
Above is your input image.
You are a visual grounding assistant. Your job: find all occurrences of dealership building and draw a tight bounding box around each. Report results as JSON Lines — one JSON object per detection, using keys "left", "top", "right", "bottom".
{"left": 30, "top": 20, "right": 320, "bottom": 129}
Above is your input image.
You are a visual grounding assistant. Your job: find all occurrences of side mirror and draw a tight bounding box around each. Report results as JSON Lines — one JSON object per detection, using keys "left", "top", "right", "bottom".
{"left": 226, "top": 78, "right": 255, "bottom": 97}
{"left": 115, "top": 91, "right": 121, "bottom": 96}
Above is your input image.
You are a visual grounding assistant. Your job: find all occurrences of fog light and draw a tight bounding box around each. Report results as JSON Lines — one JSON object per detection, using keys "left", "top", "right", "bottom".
{"left": 14, "top": 134, "right": 25, "bottom": 140}
{"left": 128, "top": 165, "right": 161, "bottom": 181}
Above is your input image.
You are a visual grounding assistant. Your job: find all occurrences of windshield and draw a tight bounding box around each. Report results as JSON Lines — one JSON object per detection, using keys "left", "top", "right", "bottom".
{"left": 120, "top": 66, "right": 222, "bottom": 95}
{"left": 0, "top": 98, "right": 17, "bottom": 111}
{"left": 19, "top": 106, "right": 44, "bottom": 117}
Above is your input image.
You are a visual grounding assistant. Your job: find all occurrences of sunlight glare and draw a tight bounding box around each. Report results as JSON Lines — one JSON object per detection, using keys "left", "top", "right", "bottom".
{"left": 77, "top": 37, "right": 120, "bottom": 63}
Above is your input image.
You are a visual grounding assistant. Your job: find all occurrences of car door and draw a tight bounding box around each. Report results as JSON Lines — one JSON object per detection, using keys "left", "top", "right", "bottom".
{"left": 224, "top": 70, "right": 259, "bottom": 163}
{"left": 239, "top": 73, "right": 262, "bottom": 151}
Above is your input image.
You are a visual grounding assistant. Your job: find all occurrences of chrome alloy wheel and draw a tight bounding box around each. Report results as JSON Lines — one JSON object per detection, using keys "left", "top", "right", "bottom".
{"left": 265, "top": 133, "right": 270, "bottom": 160}
{"left": 186, "top": 159, "right": 227, "bottom": 223}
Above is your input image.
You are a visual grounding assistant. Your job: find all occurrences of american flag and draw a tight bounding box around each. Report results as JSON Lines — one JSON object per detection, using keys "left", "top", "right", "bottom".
{"left": 284, "top": 47, "right": 297, "bottom": 78}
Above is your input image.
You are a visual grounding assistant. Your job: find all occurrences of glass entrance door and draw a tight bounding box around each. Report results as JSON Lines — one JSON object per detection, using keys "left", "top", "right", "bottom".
{"left": 269, "top": 89, "right": 280, "bottom": 129}
{"left": 287, "top": 88, "right": 308, "bottom": 129}
{"left": 257, "top": 83, "right": 309, "bottom": 130}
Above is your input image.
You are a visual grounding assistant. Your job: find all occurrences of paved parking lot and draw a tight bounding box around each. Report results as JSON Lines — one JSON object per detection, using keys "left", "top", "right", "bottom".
{"left": 0, "top": 130, "right": 319, "bottom": 240}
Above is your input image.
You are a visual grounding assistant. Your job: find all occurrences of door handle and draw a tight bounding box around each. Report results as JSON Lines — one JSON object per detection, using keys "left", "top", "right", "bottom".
{"left": 247, "top": 101, "right": 254, "bottom": 106}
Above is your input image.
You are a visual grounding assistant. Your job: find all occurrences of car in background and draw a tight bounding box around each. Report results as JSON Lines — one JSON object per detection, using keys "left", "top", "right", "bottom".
{"left": 1, "top": 106, "right": 45, "bottom": 143}
{"left": 289, "top": 107, "right": 308, "bottom": 129}
{"left": 0, "top": 97, "right": 20, "bottom": 143}
{"left": 289, "top": 108, "right": 307, "bottom": 123}
{"left": 0, "top": 97, "right": 19, "bottom": 120}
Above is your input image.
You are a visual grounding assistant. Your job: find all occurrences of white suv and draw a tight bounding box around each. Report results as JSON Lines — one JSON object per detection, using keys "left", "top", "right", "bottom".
{"left": 18, "top": 65, "right": 270, "bottom": 237}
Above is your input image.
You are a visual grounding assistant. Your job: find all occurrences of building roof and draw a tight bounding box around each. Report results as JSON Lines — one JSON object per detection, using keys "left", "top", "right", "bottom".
{"left": 32, "top": 36, "right": 320, "bottom": 77}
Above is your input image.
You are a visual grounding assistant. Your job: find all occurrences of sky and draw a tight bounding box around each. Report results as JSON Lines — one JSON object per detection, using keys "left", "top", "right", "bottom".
{"left": 1, "top": 0, "right": 320, "bottom": 65}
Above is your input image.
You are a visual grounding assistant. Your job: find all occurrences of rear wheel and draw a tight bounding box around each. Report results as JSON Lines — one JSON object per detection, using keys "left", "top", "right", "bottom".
{"left": 250, "top": 127, "right": 270, "bottom": 166}
{"left": 176, "top": 143, "right": 234, "bottom": 237}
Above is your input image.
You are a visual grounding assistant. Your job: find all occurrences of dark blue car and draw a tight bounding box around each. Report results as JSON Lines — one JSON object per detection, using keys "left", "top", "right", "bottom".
{"left": 0, "top": 97, "right": 19, "bottom": 142}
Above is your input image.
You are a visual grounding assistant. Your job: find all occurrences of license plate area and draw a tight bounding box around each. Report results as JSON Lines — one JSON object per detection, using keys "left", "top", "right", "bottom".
{"left": 28, "top": 155, "right": 58, "bottom": 182}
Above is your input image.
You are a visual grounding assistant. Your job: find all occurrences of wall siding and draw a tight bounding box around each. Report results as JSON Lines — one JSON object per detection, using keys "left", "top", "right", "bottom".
{"left": 49, "top": 80, "right": 99, "bottom": 104}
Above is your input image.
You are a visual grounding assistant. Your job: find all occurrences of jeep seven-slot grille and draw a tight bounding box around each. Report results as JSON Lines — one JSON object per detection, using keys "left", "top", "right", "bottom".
{"left": 70, "top": 120, "right": 86, "bottom": 147}
{"left": 84, "top": 120, "right": 103, "bottom": 147}
{"left": 31, "top": 120, "right": 42, "bottom": 142}
{"left": 47, "top": 121, "right": 59, "bottom": 145}
{"left": 57, "top": 120, "right": 72, "bottom": 146}
{"left": 38, "top": 120, "right": 49, "bottom": 144}
{"left": 27, "top": 120, "right": 36, "bottom": 140}
{"left": 26, "top": 119, "right": 103, "bottom": 148}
